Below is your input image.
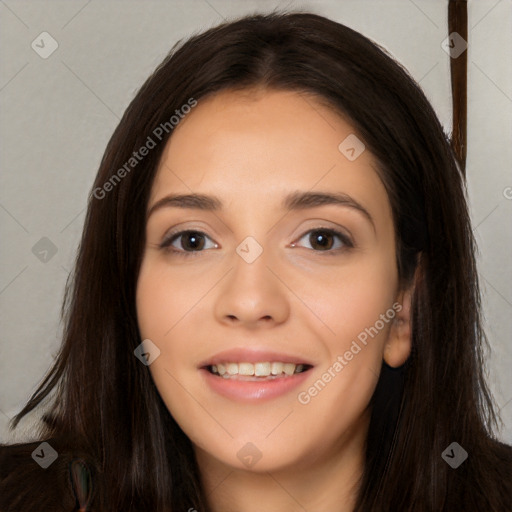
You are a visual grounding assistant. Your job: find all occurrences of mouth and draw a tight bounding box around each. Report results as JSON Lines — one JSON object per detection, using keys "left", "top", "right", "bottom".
{"left": 204, "top": 361, "right": 313, "bottom": 381}
{"left": 198, "top": 348, "right": 315, "bottom": 401}
{"left": 199, "top": 360, "right": 314, "bottom": 402}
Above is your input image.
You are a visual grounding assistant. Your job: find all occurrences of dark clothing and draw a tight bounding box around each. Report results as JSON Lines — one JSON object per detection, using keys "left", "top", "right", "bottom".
{"left": 0, "top": 437, "right": 97, "bottom": 511}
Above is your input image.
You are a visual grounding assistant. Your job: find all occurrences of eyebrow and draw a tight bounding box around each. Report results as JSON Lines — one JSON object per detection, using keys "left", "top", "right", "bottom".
{"left": 147, "top": 190, "right": 376, "bottom": 232}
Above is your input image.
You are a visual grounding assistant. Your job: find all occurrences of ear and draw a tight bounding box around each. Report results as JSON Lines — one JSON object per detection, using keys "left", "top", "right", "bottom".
{"left": 383, "top": 284, "right": 414, "bottom": 368}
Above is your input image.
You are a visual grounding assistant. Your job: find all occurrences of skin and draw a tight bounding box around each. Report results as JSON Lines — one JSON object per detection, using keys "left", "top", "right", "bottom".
{"left": 136, "top": 88, "right": 414, "bottom": 512}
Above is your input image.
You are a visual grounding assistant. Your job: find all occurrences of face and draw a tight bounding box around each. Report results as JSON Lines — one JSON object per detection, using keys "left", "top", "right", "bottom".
{"left": 136, "top": 88, "right": 411, "bottom": 475}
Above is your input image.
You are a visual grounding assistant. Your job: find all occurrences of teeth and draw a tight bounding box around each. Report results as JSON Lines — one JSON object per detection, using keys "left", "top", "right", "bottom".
{"left": 209, "top": 362, "right": 307, "bottom": 377}
{"left": 239, "top": 362, "right": 255, "bottom": 376}
{"left": 283, "top": 363, "right": 296, "bottom": 375}
{"left": 255, "top": 362, "right": 271, "bottom": 376}
{"left": 271, "top": 362, "right": 283, "bottom": 375}
{"left": 226, "top": 363, "right": 238, "bottom": 375}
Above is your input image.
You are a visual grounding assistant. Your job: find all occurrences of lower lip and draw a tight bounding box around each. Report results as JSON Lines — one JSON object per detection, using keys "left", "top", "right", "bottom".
{"left": 199, "top": 368, "right": 312, "bottom": 402}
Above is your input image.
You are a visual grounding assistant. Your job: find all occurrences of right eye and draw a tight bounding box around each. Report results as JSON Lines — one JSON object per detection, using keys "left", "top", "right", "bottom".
{"left": 160, "top": 230, "right": 218, "bottom": 257}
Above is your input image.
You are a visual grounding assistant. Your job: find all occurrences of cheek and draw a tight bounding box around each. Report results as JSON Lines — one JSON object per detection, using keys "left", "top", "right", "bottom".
{"left": 135, "top": 257, "right": 213, "bottom": 376}
{"left": 136, "top": 258, "right": 203, "bottom": 339}
{"left": 298, "top": 253, "right": 398, "bottom": 353}
{"left": 302, "top": 255, "right": 398, "bottom": 408}
{"left": 135, "top": 262, "right": 204, "bottom": 429}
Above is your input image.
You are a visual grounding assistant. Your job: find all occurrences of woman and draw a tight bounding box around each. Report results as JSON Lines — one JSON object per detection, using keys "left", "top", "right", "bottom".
{"left": 1, "top": 10, "right": 510, "bottom": 512}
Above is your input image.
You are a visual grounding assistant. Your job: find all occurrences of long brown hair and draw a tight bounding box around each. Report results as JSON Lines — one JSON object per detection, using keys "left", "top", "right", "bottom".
{"left": 1, "top": 9, "right": 510, "bottom": 511}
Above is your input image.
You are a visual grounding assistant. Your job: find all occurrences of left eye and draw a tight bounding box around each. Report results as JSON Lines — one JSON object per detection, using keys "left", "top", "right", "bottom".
{"left": 293, "top": 228, "right": 353, "bottom": 252}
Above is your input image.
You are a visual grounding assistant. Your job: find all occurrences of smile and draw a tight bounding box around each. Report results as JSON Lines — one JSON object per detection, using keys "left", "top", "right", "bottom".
{"left": 209, "top": 361, "right": 311, "bottom": 378}
{"left": 200, "top": 363, "right": 314, "bottom": 401}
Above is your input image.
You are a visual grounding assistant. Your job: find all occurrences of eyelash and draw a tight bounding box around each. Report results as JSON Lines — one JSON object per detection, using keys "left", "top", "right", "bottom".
{"left": 159, "top": 227, "right": 354, "bottom": 258}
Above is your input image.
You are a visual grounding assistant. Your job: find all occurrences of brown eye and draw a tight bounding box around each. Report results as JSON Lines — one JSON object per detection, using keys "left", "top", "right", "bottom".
{"left": 160, "top": 230, "right": 216, "bottom": 254}
{"left": 309, "top": 230, "right": 335, "bottom": 250}
{"left": 294, "top": 228, "right": 353, "bottom": 252}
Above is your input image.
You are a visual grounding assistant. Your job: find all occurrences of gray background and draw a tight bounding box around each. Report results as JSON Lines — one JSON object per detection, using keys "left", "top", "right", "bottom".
{"left": 1, "top": 0, "right": 511, "bottom": 443}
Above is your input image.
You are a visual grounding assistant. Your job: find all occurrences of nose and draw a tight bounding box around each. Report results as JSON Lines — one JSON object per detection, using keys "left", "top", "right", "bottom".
{"left": 213, "top": 245, "right": 290, "bottom": 329}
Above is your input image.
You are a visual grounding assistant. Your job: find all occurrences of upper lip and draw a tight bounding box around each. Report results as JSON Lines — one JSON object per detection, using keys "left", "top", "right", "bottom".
{"left": 198, "top": 348, "right": 315, "bottom": 368}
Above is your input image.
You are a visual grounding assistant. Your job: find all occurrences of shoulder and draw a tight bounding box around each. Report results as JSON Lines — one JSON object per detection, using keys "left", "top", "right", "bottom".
{"left": 491, "top": 438, "right": 512, "bottom": 492}
{"left": 485, "top": 438, "right": 512, "bottom": 481}
{"left": 482, "top": 439, "right": 512, "bottom": 509}
{"left": 452, "top": 437, "right": 512, "bottom": 511}
{"left": 0, "top": 436, "right": 99, "bottom": 511}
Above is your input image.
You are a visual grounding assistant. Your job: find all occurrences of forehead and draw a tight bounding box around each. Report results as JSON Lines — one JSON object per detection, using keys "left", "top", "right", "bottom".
{"left": 150, "top": 88, "right": 390, "bottom": 222}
